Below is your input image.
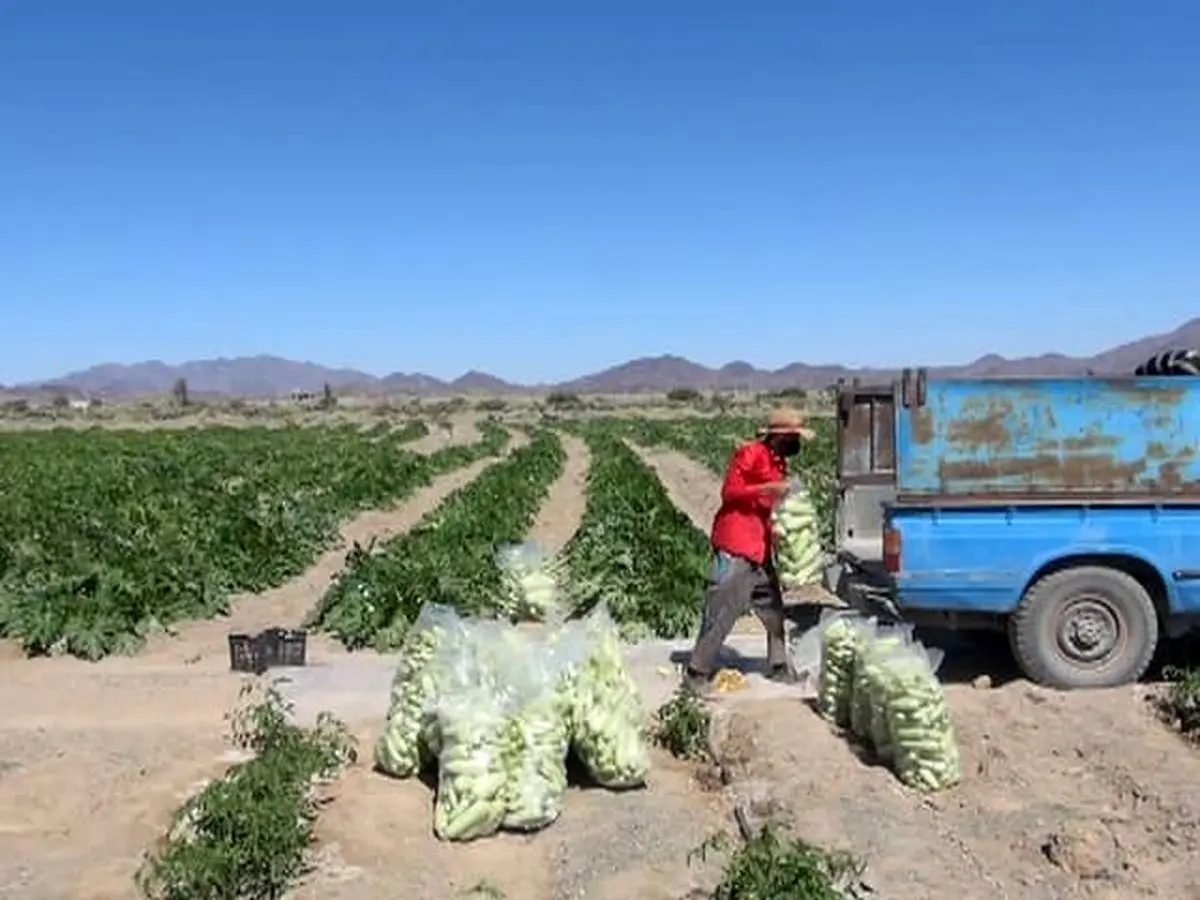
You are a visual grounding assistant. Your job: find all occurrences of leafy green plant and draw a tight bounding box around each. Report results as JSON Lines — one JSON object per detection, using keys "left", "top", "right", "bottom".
{"left": 653, "top": 688, "right": 712, "bottom": 761}
{"left": 563, "top": 425, "right": 709, "bottom": 639}
{"left": 691, "top": 825, "right": 868, "bottom": 900}
{"left": 0, "top": 422, "right": 507, "bottom": 660}
{"left": 309, "top": 429, "right": 566, "bottom": 650}
{"left": 1159, "top": 665, "right": 1200, "bottom": 737}
{"left": 136, "top": 684, "right": 356, "bottom": 900}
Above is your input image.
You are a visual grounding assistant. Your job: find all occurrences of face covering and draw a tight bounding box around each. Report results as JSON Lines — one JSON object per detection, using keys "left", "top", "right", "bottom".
{"left": 776, "top": 437, "right": 801, "bottom": 457}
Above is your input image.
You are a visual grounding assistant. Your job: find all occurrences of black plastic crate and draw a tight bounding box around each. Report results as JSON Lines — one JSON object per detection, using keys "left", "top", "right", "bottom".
{"left": 257, "top": 627, "right": 309, "bottom": 669}
{"left": 228, "top": 632, "right": 267, "bottom": 674}
{"left": 269, "top": 628, "right": 308, "bottom": 667}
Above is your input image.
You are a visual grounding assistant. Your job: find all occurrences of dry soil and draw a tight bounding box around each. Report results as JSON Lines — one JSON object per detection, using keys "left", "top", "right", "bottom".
{"left": 1, "top": 426, "right": 1198, "bottom": 900}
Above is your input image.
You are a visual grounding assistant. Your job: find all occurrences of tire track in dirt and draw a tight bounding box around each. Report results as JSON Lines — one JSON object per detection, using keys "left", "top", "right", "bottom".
{"left": 714, "top": 683, "right": 1200, "bottom": 900}
{"left": 526, "top": 434, "right": 591, "bottom": 553}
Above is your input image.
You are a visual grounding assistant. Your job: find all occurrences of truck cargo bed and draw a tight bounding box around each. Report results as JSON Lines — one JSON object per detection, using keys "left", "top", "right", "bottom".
{"left": 896, "top": 377, "right": 1200, "bottom": 500}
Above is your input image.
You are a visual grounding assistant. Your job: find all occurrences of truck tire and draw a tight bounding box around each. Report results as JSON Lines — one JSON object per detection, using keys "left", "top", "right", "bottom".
{"left": 1135, "top": 349, "right": 1200, "bottom": 376}
{"left": 1009, "top": 565, "right": 1158, "bottom": 689}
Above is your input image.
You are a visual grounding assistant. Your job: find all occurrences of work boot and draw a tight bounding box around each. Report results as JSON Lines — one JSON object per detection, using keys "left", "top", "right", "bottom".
{"left": 681, "top": 667, "right": 714, "bottom": 697}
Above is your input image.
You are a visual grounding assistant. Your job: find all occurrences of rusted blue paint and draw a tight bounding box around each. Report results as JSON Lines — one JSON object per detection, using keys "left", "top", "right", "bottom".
{"left": 896, "top": 378, "right": 1200, "bottom": 496}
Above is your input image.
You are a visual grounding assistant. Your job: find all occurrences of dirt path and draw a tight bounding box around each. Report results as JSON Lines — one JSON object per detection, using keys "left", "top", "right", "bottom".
{"left": 0, "top": 441, "right": 526, "bottom": 900}
{"left": 292, "top": 737, "right": 730, "bottom": 900}
{"left": 627, "top": 442, "right": 720, "bottom": 533}
{"left": 712, "top": 684, "right": 1200, "bottom": 900}
{"left": 404, "top": 413, "right": 483, "bottom": 454}
{"left": 526, "top": 434, "right": 591, "bottom": 552}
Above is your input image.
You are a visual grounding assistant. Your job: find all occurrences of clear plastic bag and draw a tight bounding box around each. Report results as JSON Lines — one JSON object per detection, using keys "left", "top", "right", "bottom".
{"left": 558, "top": 605, "right": 650, "bottom": 789}
{"left": 860, "top": 624, "right": 915, "bottom": 761}
{"left": 811, "top": 611, "right": 874, "bottom": 728}
{"left": 885, "top": 645, "right": 962, "bottom": 793}
{"left": 375, "top": 603, "right": 470, "bottom": 778}
{"left": 495, "top": 541, "right": 567, "bottom": 622}
{"left": 431, "top": 685, "right": 511, "bottom": 842}
{"left": 771, "top": 477, "right": 824, "bottom": 591}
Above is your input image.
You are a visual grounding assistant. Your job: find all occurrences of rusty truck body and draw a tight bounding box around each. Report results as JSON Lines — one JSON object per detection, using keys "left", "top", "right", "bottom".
{"left": 827, "top": 369, "right": 1200, "bottom": 689}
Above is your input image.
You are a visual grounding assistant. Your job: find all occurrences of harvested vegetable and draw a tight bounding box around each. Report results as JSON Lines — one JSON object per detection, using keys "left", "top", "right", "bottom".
{"left": 432, "top": 688, "right": 511, "bottom": 842}
{"left": 885, "top": 651, "right": 963, "bottom": 792}
{"left": 771, "top": 479, "right": 824, "bottom": 591}
{"left": 859, "top": 634, "right": 912, "bottom": 762}
{"left": 502, "top": 691, "right": 570, "bottom": 830}
{"left": 561, "top": 606, "right": 650, "bottom": 789}
{"left": 816, "top": 616, "right": 862, "bottom": 727}
{"left": 496, "top": 542, "right": 567, "bottom": 622}
{"left": 374, "top": 604, "right": 464, "bottom": 778}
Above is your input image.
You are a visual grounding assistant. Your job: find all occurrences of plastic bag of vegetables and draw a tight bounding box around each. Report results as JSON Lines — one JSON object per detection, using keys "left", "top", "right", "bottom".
{"left": 500, "top": 635, "right": 575, "bottom": 831}
{"left": 431, "top": 685, "right": 512, "bottom": 842}
{"left": 815, "top": 613, "right": 871, "bottom": 728}
{"left": 850, "top": 629, "right": 906, "bottom": 742}
{"left": 374, "top": 604, "right": 469, "bottom": 778}
{"left": 771, "top": 477, "right": 824, "bottom": 591}
{"left": 495, "top": 542, "right": 567, "bottom": 623}
{"left": 558, "top": 605, "right": 650, "bottom": 789}
{"left": 860, "top": 625, "right": 915, "bottom": 761}
{"left": 884, "top": 646, "right": 962, "bottom": 792}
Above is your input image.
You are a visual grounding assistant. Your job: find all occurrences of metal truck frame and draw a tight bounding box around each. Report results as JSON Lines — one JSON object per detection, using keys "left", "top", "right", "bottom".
{"left": 824, "top": 368, "right": 1200, "bottom": 689}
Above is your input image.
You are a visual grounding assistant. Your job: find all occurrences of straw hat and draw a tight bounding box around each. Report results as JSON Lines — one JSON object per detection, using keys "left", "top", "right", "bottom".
{"left": 759, "top": 407, "right": 815, "bottom": 439}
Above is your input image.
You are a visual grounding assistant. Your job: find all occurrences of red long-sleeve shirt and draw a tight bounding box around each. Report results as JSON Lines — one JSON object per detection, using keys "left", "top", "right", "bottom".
{"left": 710, "top": 440, "right": 788, "bottom": 565}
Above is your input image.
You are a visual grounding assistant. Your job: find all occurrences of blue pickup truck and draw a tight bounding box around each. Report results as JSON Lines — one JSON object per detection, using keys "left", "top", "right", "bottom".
{"left": 825, "top": 369, "right": 1200, "bottom": 689}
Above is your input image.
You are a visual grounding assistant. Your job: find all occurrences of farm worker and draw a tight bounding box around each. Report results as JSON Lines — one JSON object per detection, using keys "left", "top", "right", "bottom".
{"left": 683, "top": 407, "right": 814, "bottom": 694}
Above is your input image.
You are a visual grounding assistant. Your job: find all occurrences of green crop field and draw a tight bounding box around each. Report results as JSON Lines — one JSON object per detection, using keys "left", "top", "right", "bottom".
{"left": 0, "top": 414, "right": 836, "bottom": 661}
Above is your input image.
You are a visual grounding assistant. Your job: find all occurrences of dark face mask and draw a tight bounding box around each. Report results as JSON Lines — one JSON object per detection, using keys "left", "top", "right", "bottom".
{"left": 775, "top": 436, "right": 801, "bottom": 457}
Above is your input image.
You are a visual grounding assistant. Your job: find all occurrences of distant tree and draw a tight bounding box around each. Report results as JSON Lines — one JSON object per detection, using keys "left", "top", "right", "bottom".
{"left": 666, "top": 387, "right": 702, "bottom": 403}
{"left": 172, "top": 377, "right": 189, "bottom": 407}
{"left": 51, "top": 393, "right": 69, "bottom": 409}
{"left": 546, "top": 391, "right": 584, "bottom": 408}
{"left": 320, "top": 381, "right": 337, "bottom": 410}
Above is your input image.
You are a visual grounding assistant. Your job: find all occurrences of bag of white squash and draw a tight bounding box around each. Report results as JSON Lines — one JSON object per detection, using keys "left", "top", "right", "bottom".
{"left": 849, "top": 629, "right": 906, "bottom": 741}
{"left": 495, "top": 541, "right": 567, "bottom": 622}
{"left": 883, "top": 646, "right": 962, "bottom": 793}
{"left": 556, "top": 604, "right": 650, "bottom": 790}
{"left": 813, "top": 612, "right": 874, "bottom": 729}
{"left": 494, "top": 630, "right": 576, "bottom": 832}
{"left": 431, "top": 685, "right": 512, "bottom": 842}
{"left": 771, "top": 477, "right": 824, "bottom": 591}
{"left": 374, "top": 603, "right": 470, "bottom": 778}
{"left": 860, "top": 625, "right": 916, "bottom": 761}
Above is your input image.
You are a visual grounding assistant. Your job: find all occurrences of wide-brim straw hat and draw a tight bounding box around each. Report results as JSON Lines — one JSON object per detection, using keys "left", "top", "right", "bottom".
{"left": 758, "top": 407, "right": 815, "bottom": 440}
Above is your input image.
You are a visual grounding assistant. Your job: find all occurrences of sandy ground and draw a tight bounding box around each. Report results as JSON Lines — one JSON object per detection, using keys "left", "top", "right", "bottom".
{"left": 526, "top": 434, "right": 591, "bottom": 553}
{"left": 403, "top": 414, "right": 483, "bottom": 455}
{"left": 2, "top": 426, "right": 1200, "bottom": 900}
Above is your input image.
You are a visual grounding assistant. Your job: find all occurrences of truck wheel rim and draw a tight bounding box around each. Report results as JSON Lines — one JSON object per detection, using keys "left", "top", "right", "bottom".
{"left": 1056, "top": 596, "right": 1121, "bottom": 665}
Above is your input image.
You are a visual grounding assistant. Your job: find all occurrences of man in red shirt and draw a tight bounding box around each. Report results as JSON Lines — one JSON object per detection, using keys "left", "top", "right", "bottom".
{"left": 684, "top": 408, "right": 814, "bottom": 693}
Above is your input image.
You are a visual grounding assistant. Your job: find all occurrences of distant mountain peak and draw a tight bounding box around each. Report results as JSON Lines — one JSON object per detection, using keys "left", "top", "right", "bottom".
{"left": 11, "top": 316, "right": 1199, "bottom": 398}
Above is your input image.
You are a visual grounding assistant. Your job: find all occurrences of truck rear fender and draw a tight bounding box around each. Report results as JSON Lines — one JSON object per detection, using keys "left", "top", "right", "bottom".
{"left": 1019, "top": 550, "right": 1174, "bottom": 622}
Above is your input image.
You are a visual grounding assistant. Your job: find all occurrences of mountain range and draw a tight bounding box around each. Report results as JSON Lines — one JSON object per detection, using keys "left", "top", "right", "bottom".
{"left": 10, "top": 317, "right": 1200, "bottom": 398}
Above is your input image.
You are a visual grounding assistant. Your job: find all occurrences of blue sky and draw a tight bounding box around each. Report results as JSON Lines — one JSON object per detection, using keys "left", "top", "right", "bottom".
{"left": 2, "top": 0, "right": 1199, "bottom": 384}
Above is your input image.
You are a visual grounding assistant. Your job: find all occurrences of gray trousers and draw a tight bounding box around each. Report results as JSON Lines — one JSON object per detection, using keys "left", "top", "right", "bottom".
{"left": 688, "top": 551, "right": 788, "bottom": 677}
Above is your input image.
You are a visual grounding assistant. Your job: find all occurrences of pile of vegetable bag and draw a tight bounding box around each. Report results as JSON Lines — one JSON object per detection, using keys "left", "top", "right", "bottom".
{"left": 770, "top": 478, "right": 824, "bottom": 591}
{"left": 374, "top": 601, "right": 651, "bottom": 842}
{"left": 494, "top": 541, "right": 568, "bottom": 622}
{"left": 815, "top": 612, "right": 962, "bottom": 792}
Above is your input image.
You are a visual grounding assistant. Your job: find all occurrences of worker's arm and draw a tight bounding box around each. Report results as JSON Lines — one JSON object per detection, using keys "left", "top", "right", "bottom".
{"left": 721, "top": 445, "right": 787, "bottom": 511}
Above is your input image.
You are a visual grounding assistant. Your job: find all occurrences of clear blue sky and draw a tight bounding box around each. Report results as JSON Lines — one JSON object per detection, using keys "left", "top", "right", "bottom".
{"left": 3, "top": 1, "right": 1199, "bottom": 384}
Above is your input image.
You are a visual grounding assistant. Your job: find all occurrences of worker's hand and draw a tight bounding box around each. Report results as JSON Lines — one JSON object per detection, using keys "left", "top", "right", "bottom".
{"left": 759, "top": 481, "right": 791, "bottom": 497}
